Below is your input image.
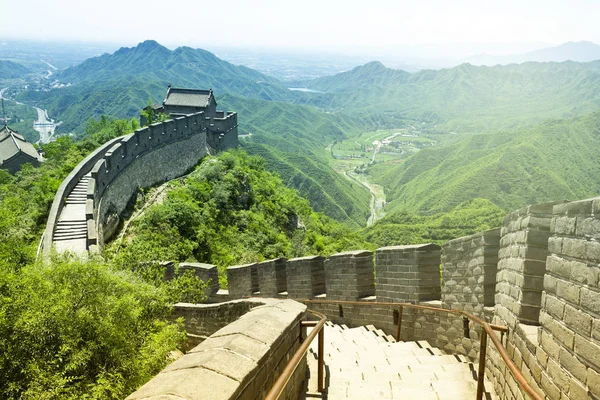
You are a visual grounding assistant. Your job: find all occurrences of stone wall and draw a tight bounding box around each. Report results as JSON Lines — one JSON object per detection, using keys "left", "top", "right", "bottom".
{"left": 128, "top": 299, "right": 307, "bottom": 400}
{"left": 256, "top": 258, "right": 287, "bottom": 297}
{"left": 179, "top": 262, "right": 220, "bottom": 298}
{"left": 376, "top": 244, "right": 441, "bottom": 303}
{"left": 172, "top": 299, "right": 263, "bottom": 348}
{"left": 41, "top": 103, "right": 238, "bottom": 257}
{"left": 94, "top": 113, "right": 211, "bottom": 247}
{"left": 324, "top": 250, "right": 374, "bottom": 301}
{"left": 39, "top": 136, "right": 123, "bottom": 258}
{"left": 130, "top": 195, "right": 600, "bottom": 399}
{"left": 495, "top": 201, "right": 563, "bottom": 326}
{"left": 538, "top": 198, "right": 600, "bottom": 399}
{"left": 437, "top": 229, "right": 500, "bottom": 359}
{"left": 286, "top": 256, "right": 326, "bottom": 299}
{"left": 227, "top": 263, "right": 258, "bottom": 299}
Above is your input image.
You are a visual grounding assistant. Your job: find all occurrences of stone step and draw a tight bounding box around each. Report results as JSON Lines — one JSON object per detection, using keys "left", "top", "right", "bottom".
{"left": 305, "top": 323, "right": 496, "bottom": 400}
{"left": 55, "top": 228, "right": 87, "bottom": 235}
{"left": 53, "top": 233, "right": 87, "bottom": 241}
{"left": 56, "top": 221, "right": 87, "bottom": 227}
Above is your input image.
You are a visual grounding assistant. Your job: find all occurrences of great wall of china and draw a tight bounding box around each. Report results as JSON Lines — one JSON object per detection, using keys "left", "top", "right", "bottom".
{"left": 38, "top": 90, "right": 599, "bottom": 399}
{"left": 39, "top": 101, "right": 238, "bottom": 257}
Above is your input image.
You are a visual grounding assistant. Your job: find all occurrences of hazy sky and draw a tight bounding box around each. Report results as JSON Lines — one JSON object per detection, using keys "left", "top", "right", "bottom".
{"left": 2, "top": 0, "right": 600, "bottom": 56}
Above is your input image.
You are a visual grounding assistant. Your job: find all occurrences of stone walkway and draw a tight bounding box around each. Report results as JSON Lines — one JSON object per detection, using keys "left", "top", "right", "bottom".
{"left": 305, "top": 322, "right": 497, "bottom": 400}
{"left": 53, "top": 173, "right": 90, "bottom": 255}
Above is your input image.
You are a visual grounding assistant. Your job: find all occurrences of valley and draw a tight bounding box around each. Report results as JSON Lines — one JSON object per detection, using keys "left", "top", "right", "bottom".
{"left": 4, "top": 39, "right": 600, "bottom": 231}
{"left": 1, "top": 87, "right": 58, "bottom": 143}
{"left": 329, "top": 126, "right": 438, "bottom": 226}
{"left": 2, "top": 3, "right": 600, "bottom": 399}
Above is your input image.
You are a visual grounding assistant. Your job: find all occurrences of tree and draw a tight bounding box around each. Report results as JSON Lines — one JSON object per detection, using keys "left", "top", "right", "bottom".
{"left": 140, "top": 98, "right": 169, "bottom": 127}
{"left": 0, "top": 256, "right": 185, "bottom": 399}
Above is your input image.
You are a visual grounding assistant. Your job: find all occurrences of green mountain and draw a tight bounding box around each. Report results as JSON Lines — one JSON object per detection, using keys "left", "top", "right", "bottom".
{"left": 16, "top": 41, "right": 371, "bottom": 227}
{"left": 18, "top": 42, "right": 600, "bottom": 227}
{"left": 375, "top": 111, "right": 600, "bottom": 214}
{"left": 467, "top": 41, "right": 600, "bottom": 66}
{"left": 0, "top": 60, "right": 31, "bottom": 79}
{"left": 302, "top": 61, "right": 410, "bottom": 93}
{"left": 362, "top": 198, "right": 504, "bottom": 247}
{"left": 56, "top": 40, "right": 291, "bottom": 101}
{"left": 108, "top": 150, "right": 370, "bottom": 285}
{"left": 227, "top": 95, "right": 371, "bottom": 224}
{"left": 302, "top": 60, "right": 600, "bottom": 133}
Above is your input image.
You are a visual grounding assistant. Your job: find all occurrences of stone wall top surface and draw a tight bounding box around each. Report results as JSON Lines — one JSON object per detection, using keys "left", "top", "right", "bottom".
{"left": 261, "top": 257, "right": 288, "bottom": 263}
{"left": 180, "top": 262, "right": 216, "bottom": 270}
{"left": 127, "top": 298, "right": 306, "bottom": 400}
{"left": 288, "top": 255, "right": 325, "bottom": 262}
{"left": 444, "top": 227, "right": 501, "bottom": 247}
{"left": 553, "top": 195, "right": 600, "bottom": 216}
{"left": 227, "top": 263, "right": 257, "bottom": 270}
{"left": 328, "top": 250, "right": 373, "bottom": 258}
{"left": 378, "top": 243, "right": 441, "bottom": 251}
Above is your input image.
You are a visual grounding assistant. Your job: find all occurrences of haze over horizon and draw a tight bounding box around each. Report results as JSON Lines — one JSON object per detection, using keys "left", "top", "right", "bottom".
{"left": 3, "top": 0, "right": 600, "bottom": 60}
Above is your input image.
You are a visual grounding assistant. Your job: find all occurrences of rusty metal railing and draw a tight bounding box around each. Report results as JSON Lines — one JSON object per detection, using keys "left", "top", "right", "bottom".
{"left": 265, "top": 309, "right": 326, "bottom": 400}
{"left": 302, "top": 299, "right": 544, "bottom": 400}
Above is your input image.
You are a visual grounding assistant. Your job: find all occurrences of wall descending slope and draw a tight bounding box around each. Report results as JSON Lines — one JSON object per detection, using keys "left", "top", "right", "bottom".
{"left": 40, "top": 108, "right": 237, "bottom": 258}
{"left": 210, "top": 196, "right": 600, "bottom": 400}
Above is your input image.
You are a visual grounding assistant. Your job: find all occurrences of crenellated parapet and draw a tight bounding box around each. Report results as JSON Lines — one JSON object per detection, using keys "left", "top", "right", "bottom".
{"left": 215, "top": 196, "right": 600, "bottom": 399}
{"left": 40, "top": 90, "right": 238, "bottom": 258}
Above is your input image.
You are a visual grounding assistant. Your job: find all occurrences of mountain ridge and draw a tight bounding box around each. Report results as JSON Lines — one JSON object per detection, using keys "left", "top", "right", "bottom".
{"left": 465, "top": 41, "right": 600, "bottom": 66}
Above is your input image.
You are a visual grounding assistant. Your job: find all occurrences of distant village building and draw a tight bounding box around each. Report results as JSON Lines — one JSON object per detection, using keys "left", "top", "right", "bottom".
{"left": 141, "top": 86, "right": 217, "bottom": 125}
{"left": 0, "top": 126, "right": 42, "bottom": 173}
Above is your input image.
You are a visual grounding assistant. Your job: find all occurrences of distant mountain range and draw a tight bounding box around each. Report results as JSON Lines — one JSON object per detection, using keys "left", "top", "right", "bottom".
{"left": 465, "top": 41, "right": 600, "bottom": 66}
{"left": 0, "top": 60, "right": 30, "bottom": 79}
{"left": 18, "top": 40, "right": 371, "bottom": 226}
{"left": 15, "top": 39, "right": 600, "bottom": 226}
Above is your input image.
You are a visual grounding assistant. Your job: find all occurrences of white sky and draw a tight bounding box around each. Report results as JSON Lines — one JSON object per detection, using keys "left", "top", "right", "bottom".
{"left": 2, "top": 0, "right": 600, "bottom": 55}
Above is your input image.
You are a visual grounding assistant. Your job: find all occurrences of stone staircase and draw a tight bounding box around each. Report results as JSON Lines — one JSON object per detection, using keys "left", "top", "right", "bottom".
{"left": 305, "top": 322, "right": 497, "bottom": 400}
{"left": 52, "top": 173, "right": 90, "bottom": 254}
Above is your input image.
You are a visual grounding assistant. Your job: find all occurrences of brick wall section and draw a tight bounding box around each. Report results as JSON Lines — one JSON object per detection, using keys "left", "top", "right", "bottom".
{"left": 496, "top": 201, "right": 564, "bottom": 326}
{"left": 376, "top": 244, "right": 441, "bottom": 303}
{"left": 538, "top": 197, "right": 600, "bottom": 399}
{"left": 179, "top": 262, "right": 220, "bottom": 297}
{"left": 286, "top": 256, "right": 325, "bottom": 299}
{"left": 256, "top": 258, "right": 287, "bottom": 297}
{"left": 485, "top": 323, "right": 545, "bottom": 400}
{"left": 438, "top": 229, "right": 500, "bottom": 359}
{"left": 171, "top": 299, "right": 262, "bottom": 348}
{"left": 227, "top": 263, "right": 258, "bottom": 299}
{"left": 324, "top": 250, "right": 374, "bottom": 300}
{"left": 442, "top": 228, "right": 500, "bottom": 315}
{"left": 128, "top": 299, "right": 307, "bottom": 400}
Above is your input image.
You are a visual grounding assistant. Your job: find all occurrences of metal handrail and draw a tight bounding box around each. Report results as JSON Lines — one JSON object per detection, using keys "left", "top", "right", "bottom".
{"left": 302, "top": 299, "right": 543, "bottom": 400}
{"left": 265, "top": 309, "right": 326, "bottom": 400}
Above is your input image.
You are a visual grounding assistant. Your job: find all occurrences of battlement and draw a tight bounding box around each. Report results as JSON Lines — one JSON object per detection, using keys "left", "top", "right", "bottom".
{"left": 40, "top": 91, "right": 238, "bottom": 257}
{"left": 208, "top": 196, "right": 600, "bottom": 400}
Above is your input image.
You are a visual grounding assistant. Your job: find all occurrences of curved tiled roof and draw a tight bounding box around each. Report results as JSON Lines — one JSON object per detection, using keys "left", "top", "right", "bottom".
{"left": 0, "top": 126, "right": 42, "bottom": 165}
{"left": 163, "top": 87, "right": 213, "bottom": 108}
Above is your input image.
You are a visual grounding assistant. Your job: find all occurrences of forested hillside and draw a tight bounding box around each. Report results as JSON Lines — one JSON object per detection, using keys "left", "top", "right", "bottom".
{"left": 0, "top": 60, "right": 30, "bottom": 79}
{"left": 15, "top": 41, "right": 370, "bottom": 226}
{"left": 374, "top": 111, "right": 600, "bottom": 214}
{"left": 13, "top": 40, "right": 600, "bottom": 227}
{"left": 302, "top": 60, "right": 600, "bottom": 133}
{"left": 362, "top": 198, "right": 504, "bottom": 246}
{"left": 108, "top": 150, "right": 371, "bottom": 286}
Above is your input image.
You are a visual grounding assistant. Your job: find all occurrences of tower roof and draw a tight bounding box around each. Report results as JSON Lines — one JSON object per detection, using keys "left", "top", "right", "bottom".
{"left": 0, "top": 126, "right": 42, "bottom": 165}
{"left": 163, "top": 87, "right": 214, "bottom": 108}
